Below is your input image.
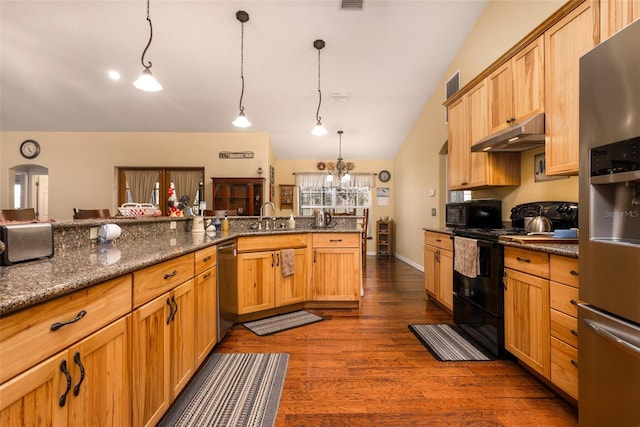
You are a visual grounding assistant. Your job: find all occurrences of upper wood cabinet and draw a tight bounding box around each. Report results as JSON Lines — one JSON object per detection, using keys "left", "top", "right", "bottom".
{"left": 448, "top": 82, "right": 520, "bottom": 190}
{"left": 600, "top": 0, "right": 640, "bottom": 41}
{"left": 488, "top": 36, "right": 545, "bottom": 135}
{"left": 544, "top": 1, "right": 598, "bottom": 176}
{"left": 211, "top": 177, "right": 265, "bottom": 216}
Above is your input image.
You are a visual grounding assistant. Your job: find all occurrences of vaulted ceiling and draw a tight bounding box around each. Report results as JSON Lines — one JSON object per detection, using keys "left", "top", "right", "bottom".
{"left": 0, "top": 0, "right": 488, "bottom": 160}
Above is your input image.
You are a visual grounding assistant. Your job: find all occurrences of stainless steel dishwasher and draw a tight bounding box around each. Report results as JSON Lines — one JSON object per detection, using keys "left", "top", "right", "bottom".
{"left": 216, "top": 240, "right": 237, "bottom": 341}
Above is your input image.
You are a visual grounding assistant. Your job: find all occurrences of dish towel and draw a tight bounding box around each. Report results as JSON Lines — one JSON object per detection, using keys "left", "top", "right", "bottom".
{"left": 280, "top": 249, "right": 295, "bottom": 277}
{"left": 454, "top": 236, "right": 479, "bottom": 278}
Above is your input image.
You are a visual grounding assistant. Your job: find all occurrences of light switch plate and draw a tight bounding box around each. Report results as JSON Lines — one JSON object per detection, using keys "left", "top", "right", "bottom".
{"left": 170, "top": 221, "right": 176, "bottom": 230}
{"left": 90, "top": 227, "right": 98, "bottom": 239}
{"left": 431, "top": 208, "right": 437, "bottom": 216}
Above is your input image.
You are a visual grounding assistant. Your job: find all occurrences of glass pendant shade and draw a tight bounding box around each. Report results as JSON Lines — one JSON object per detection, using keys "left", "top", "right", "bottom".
{"left": 311, "top": 120, "right": 328, "bottom": 136}
{"left": 232, "top": 111, "right": 252, "bottom": 128}
{"left": 133, "top": 69, "right": 163, "bottom": 92}
{"left": 326, "top": 174, "right": 334, "bottom": 182}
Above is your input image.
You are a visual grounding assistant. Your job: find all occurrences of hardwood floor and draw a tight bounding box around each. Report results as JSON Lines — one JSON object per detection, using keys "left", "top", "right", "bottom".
{"left": 215, "top": 256, "right": 578, "bottom": 426}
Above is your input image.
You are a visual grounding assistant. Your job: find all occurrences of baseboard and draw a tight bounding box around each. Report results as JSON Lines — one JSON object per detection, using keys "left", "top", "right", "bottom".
{"left": 394, "top": 253, "right": 424, "bottom": 272}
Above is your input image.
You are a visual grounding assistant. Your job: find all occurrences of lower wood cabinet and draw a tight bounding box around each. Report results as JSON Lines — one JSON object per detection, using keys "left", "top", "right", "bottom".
{"left": 194, "top": 265, "right": 217, "bottom": 366}
{"left": 311, "top": 234, "right": 361, "bottom": 301}
{"left": 132, "top": 280, "right": 195, "bottom": 427}
{"left": 423, "top": 231, "right": 453, "bottom": 311}
{"left": 0, "top": 316, "right": 130, "bottom": 426}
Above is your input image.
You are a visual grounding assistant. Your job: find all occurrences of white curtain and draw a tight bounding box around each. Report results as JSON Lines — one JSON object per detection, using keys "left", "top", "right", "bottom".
{"left": 171, "top": 170, "right": 202, "bottom": 205}
{"left": 295, "top": 172, "right": 376, "bottom": 189}
{"left": 125, "top": 170, "right": 157, "bottom": 204}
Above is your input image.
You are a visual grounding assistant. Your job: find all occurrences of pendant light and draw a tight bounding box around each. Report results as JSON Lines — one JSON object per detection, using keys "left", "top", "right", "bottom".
{"left": 311, "top": 39, "right": 328, "bottom": 136}
{"left": 232, "top": 10, "right": 251, "bottom": 128}
{"left": 133, "top": 0, "right": 163, "bottom": 92}
{"left": 327, "top": 130, "right": 351, "bottom": 184}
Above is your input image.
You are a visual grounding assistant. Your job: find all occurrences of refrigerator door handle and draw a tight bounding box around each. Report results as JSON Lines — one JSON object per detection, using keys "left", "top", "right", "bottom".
{"left": 583, "top": 318, "right": 640, "bottom": 359}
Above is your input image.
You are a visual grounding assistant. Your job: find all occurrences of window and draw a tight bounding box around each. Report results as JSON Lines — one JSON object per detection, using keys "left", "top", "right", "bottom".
{"left": 295, "top": 172, "right": 374, "bottom": 216}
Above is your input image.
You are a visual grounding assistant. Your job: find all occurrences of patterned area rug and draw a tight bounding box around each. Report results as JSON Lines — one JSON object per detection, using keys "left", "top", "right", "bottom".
{"left": 158, "top": 353, "right": 288, "bottom": 427}
{"left": 409, "top": 324, "right": 495, "bottom": 361}
{"left": 243, "top": 310, "right": 324, "bottom": 336}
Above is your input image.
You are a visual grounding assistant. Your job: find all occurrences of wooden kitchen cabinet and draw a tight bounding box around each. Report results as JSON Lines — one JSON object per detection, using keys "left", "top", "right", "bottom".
{"left": 311, "top": 233, "right": 361, "bottom": 302}
{"left": 194, "top": 245, "right": 217, "bottom": 366}
{"left": 237, "top": 234, "right": 308, "bottom": 314}
{"left": 600, "top": 0, "right": 640, "bottom": 41}
{"left": 211, "top": 177, "right": 265, "bottom": 216}
{"left": 132, "top": 280, "right": 195, "bottom": 427}
{"left": 423, "top": 231, "right": 453, "bottom": 311}
{"left": 376, "top": 220, "right": 393, "bottom": 257}
{"left": 544, "top": 1, "right": 597, "bottom": 175}
{"left": 447, "top": 84, "right": 520, "bottom": 190}
{"left": 504, "top": 247, "right": 550, "bottom": 378}
{"left": 0, "top": 316, "right": 130, "bottom": 427}
{"left": 488, "top": 36, "right": 544, "bottom": 135}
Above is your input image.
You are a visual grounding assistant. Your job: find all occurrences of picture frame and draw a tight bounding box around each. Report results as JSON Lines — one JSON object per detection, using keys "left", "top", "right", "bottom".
{"left": 270, "top": 165, "right": 275, "bottom": 184}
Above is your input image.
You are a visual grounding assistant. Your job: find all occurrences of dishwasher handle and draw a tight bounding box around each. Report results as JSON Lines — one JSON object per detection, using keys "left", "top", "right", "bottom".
{"left": 217, "top": 242, "right": 236, "bottom": 256}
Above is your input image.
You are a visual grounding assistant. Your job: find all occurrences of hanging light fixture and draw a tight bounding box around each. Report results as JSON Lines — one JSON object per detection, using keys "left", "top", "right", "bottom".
{"left": 232, "top": 10, "right": 252, "bottom": 128}
{"left": 327, "top": 130, "right": 351, "bottom": 184}
{"left": 133, "top": 0, "right": 163, "bottom": 92}
{"left": 311, "top": 39, "right": 328, "bottom": 136}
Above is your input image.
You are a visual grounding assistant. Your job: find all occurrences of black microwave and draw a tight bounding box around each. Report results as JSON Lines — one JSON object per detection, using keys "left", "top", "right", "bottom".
{"left": 445, "top": 199, "right": 502, "bottom": 229}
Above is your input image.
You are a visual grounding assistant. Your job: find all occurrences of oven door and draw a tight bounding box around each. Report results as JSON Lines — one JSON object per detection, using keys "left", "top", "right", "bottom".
{"left": 452, "top": 240, "right": 503, "bottom": 316}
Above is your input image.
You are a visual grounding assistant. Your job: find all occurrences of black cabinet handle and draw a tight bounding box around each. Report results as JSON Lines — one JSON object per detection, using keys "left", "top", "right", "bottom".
{"left": 164, "top": 270, "right": 178, "bottom": 280}
{"left": 51, "top": 310, "right": 87, "bottom": 331}
{"left": 203, "top": 255, "right": 212, "bottom": 262}
{"left": 276, "top": 253, "right": 280, "bottom": 267}
{"left": 435, "top": 238, "right": 441, "bottom": 242}
{"left": 73, "top": 352, "right": 85, "bottom": 397}
{"left": 571, "top": 359, "right": 579, "bottom": 368}
{"left": 59, "top": 359, "right": 72, "bottom": 407}
{"left": 329, "top": 239, "right": 343, "bottom": 243}
{"left": 571, "top": 329, "right": 578, "bottom": 337}
{"left": 271, "top": 253, "right": 275, "bottom": 267}
{"left": 516, "top": 257, "right": 531, "bottom": 263}
{"left": 203, "top": 271, "right": 212, "bottom": 280}
{"left": 166, "top": 298, "right": 173, "bottom": 325}
{"left": 570, "top": 270, "right": 579, "bottom": 276}
{"left": 570, "top": 299, "right": 578, "bottom": 306}
{"left": 171, "top": 296, "right": 178, "bottom": 322}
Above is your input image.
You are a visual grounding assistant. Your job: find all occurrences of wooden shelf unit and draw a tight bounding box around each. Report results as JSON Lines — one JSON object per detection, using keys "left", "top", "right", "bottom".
{"left": 376, "top": 220, "right": 393, "bottom": 257}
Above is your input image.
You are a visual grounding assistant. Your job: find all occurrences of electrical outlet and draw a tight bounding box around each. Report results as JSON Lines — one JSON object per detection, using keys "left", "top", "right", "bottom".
{"left": 170, "top": 221, "right": 177, "bottom": 230}
{"left": 431, "top": 208, "right": 437, "bottom": 216}
{"left": 89, "top": 227, "right": 99, "bottom": 239}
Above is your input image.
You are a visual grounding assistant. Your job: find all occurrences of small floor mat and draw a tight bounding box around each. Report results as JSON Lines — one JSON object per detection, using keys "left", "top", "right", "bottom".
{"left": 408, "top": 324, "right": 495, "bottom": 361}
{"left": 244, "top": 310, "right": 323, "bottom": 336}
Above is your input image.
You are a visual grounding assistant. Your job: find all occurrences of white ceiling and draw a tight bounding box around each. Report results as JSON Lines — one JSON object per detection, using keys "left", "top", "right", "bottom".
{"left": 0, "top": 0, "right": 488, "bottom": 160}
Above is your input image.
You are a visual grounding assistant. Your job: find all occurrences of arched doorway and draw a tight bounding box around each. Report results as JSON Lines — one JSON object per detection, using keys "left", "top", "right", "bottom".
{"left": 9, "top": 164, "right": 49, "bottom": 220}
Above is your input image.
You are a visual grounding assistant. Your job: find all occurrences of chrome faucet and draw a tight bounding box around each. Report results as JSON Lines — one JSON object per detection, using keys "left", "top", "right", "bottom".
{"left": 259, "top": 201, "right": 275, "bottom": 230}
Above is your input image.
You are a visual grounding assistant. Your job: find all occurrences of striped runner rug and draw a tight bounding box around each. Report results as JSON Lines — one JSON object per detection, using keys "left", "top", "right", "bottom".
{"left": 243, "top": 310, "right": 323, "bottom": 336}
{"left": 158, "top": 353, "right": 288, "bottom": 427}
{"left": 409, "top": 324, "right": 495, "bottom": 361}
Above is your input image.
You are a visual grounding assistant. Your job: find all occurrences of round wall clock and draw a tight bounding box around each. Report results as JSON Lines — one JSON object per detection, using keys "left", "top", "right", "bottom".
{"left": 20, "top": 139, "right": 40, "bottom": 159}
{"left": 379, "top": 170, "right": 391, "bottom": 182}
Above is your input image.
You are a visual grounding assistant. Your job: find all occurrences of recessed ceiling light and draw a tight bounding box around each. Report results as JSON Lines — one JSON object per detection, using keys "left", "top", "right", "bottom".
{"left": 108, "top": 70, "right": 121, "bottom": 80}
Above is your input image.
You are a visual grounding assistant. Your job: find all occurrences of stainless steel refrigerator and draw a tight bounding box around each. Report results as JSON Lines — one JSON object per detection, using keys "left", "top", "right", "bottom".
{"left": 578, "top": 19, "right": 640, "bottom": 427}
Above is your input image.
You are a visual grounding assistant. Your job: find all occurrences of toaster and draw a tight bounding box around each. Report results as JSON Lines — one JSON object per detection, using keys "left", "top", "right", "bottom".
{"left": 0, "top": 223, "right": 54, "bottom": 266}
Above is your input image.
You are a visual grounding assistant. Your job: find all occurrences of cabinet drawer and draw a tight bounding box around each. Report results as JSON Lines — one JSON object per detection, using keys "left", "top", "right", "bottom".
{"left": 504, "top": 247, "right": 549, "bottom": 278}
{"left": 0, "top": 275, "right": 132, "bottom": 384}
{"left": 551, "top": 336, "right": 578, "bottom": 400}
{"left": 313, "top": 233, "right": 360, "bottom": 248}
{"left": 550, "top": 281, "right": 579, "bottom": 317}
{"left": 550, "top": 255, "right": 579, "bottom": 288}
{"left": 238, "top": 234, "right": 307, "bottom": 252}
{"left": 195, "top": 245, "right": 217, "bottom": 275}
{"left": 133, "top": 253, "right": 194, "bottom": 307}
{"left": 550, "top": 309, "right": 578, "bottom": 348}
{"left": 424, "top": 232, "right": 453, "bottom": 251}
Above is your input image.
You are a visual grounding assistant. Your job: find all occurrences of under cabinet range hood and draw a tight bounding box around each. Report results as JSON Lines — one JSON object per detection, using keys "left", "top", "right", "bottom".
{"left": 471, "top": 113, "right": 546, "bottom": 152}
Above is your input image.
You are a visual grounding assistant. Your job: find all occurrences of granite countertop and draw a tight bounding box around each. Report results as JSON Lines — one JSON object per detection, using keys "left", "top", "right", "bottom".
{"left": 0, "top": 228, "right": 360, "bottom": 317}
{"left": 422, "top": 227, "right": 454, "bottom": 235}
{"left": 499, "top": 238, "right": 579, "bottom": 258}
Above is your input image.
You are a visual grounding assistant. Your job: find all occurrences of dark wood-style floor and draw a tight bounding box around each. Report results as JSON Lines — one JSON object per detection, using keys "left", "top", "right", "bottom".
{"left": 216, "top": 257, "right": 578, "bottom": 426}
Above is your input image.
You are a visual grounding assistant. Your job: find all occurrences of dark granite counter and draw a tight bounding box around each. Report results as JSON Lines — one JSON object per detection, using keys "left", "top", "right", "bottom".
{"left": 422, "top": 227, "right": 454, "bottom": 235}
{"left": 0, "top": 217, "right": 361, "bottom": 316}
{"left": 499, "top": 239, "right": 579, "bottom": 258}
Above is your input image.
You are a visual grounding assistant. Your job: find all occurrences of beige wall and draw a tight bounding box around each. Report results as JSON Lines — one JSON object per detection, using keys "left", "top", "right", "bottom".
{"left": 394, "top": 0, "right": 571, "bottom": 270}
{"left": 1, "top": 131, "right": 272, "bottom": 219}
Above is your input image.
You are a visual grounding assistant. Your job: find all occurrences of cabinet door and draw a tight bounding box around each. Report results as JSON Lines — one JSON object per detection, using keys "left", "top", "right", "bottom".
{"left": 194, "top": 267, "right": 217, "bottom": 366}
{"left": 438, "top": 249, "right": 454, "bottom": 311}
{"left": 312, "top": 247, "right": 360, "bottom": 301}
{"left": 0, "top": 351, "right": 66, "bottom": 427}
{"left": 544, "top": 1, "right": 596, "bottom": 175}
{"left": 447, "top": 97, "right": 470, "bottom": 190}
{"left": 170, "top": 280, "right": 195, "bottom": 399}
{"left": 424, "top": 244, "right": 437, "bottom": 295}
{"left": 68, "top": 316, "right": 130, "bottom": 427}
{"left": 512, "top": 35, "right": 544, "bottom": 122}
{"left": 132, "top": 295, "right": 171, "bottom": 427}
{"left": 488, "top": 62, "right": 514, "bottom": 134}
{"left": 600, "top": 0, "right": 640, "bottom": 41}
{"left": 275, "top": 248, "right": 308, "bottom": 306}
{"left": 237, "top": 251, "right": 275, "bottom": 314}
{"left": 504, "top": 268, "right": 550, "bottom": 377}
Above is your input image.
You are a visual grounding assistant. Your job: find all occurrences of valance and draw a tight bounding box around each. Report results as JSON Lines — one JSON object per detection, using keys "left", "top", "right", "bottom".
{"left": 295, "top": 172, "right": 376, "bottom": 189}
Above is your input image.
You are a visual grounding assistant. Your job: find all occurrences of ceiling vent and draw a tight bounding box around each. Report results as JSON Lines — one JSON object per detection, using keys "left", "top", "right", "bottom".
{"left": 340, "top": 0, "right": 364, "bottom": 11}
{"left": 330, "top": 92, "right": 351, "bottom": 101}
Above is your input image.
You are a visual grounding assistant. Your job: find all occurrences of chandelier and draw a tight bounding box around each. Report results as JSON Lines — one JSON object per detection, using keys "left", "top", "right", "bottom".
{"left": 327, "top": 130, "right": 351, "bottom": 184}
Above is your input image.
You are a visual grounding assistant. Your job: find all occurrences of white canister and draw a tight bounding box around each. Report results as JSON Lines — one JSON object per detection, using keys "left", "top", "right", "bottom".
{"left": 98, "top": 224, "right": 122, "bottom": 241}
{"left": 287, "top": 215, "right": 296, "bottom": 229}
{"left": 192, "top": 216, "right": 206, "bottom": 233}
